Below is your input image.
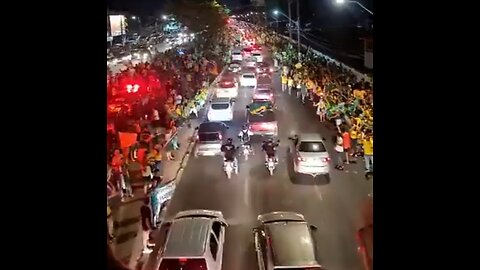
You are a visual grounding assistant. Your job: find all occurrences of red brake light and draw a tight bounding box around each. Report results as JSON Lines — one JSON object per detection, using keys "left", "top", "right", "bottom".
{"left": 196, "top": 134, "right": 199, "bottom": 140}
{"left": 270, "top": 93, "right": 273, "bottom": 97}
{"left": 218, "top": 134, "right": 222, "bottom": 140}
{"left": 179, "top": 258, "right": 188, "bottom": 262}
{"left": 256, "top": 68, "right": 260, "bottom": 72}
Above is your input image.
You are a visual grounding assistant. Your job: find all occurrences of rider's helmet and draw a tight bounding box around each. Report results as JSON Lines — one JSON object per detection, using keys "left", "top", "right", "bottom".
{"left": 268, "top": 137, "right": 273, "bottom": 143}
{"left": 227, "top": 138, "right": 233, "bottom": 144}
{"left": 242, "top": 124, "right": 249, "bottom": 131}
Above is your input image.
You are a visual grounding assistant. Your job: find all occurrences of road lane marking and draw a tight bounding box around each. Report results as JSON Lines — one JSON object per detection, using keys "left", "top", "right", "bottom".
{"left": 244, "top": 172, "right": 250, "bottom": 207}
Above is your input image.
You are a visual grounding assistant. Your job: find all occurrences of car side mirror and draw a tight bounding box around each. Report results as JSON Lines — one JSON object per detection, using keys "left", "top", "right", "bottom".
{"left": 194, "top": 127, "right": 199, "bottom": 130}
{"left": 288, "top": 137, "right": 293, "bottom": 140}
{"left": 310, "top": 224, "right": 318, "bottom": 231}
{"left": 246, "top": 105, "right": 250, "bottom": 109}
{"left": 277, "top": 139, "right": 280, "bottom": 143}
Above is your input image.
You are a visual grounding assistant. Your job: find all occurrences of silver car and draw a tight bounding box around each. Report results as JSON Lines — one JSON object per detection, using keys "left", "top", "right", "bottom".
{"left": 253, "top": 211, "right": 323, "bottom": 270}
{"left": 289, "top": 133, "right": 330, "bottom": 178}
{"left": 194, "top": 122, "right": 229, "bottom": 157}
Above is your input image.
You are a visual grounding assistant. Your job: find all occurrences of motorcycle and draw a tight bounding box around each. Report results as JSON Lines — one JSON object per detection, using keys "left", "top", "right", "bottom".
{"left": 224, "top": 161, "right": 234, "bottom": 179}
{"left": 242, "top": 144, "right": 252, "bottom": 161}
{"left": 266, "top": 157, "right": 276, "bottom": 176}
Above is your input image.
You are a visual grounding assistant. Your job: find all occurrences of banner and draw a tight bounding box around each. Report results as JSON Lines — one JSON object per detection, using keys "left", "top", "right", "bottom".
{"left": 118, "top": 132, "right": 137, "bottom": 148}
{"left": 248, "top": 101, "right": 273, "bottom": 115}
{"left": 150, "top": 181, "right": 176, "bottom": 225}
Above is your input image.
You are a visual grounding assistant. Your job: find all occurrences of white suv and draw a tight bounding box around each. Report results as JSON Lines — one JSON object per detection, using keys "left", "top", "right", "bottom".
{"left": 207, "top": 98, "right": 234, "bottom": 122}
{"left": 144, "top": 210, "right": 228, "bottom": 270}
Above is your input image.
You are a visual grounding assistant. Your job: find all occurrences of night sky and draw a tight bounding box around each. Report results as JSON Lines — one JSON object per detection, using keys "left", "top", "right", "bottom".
{"left": 107, "top": 0, "right": 373, "bottom": 27}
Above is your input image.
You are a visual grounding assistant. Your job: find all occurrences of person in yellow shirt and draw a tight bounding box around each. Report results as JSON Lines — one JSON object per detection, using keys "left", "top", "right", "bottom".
{"left": 287, "top": 77, "right": 294, "bottom": 95}
{"left": 281, "top": 75, "right": 288, "bottom": 92}
{"left": 361, "top": 134, "right": 373, "bottom": 174}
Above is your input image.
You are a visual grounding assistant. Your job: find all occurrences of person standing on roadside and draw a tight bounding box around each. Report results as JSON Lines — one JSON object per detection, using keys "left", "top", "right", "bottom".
{"left": 281, "top": 74, "right": 287, "bottom": 92}
{"left": 361, "top": 132, "right": 374, "bottom": 176}
{"left": 141, "top": 153, "right": 153, "bottom": 195}
{"left": 333, "top": 132, "right": 344, "bottom": 170}
{"left": 287, "top": 76, "right": 294, "bottom": 95}
{"left": 342, "top": 127, "right": 351, "bottom": 164}
{"left": 107, "top": 204, "right": 115, "bottom": 243}
{"left": 140, "top": 198, "right": 153, "bottom": 254}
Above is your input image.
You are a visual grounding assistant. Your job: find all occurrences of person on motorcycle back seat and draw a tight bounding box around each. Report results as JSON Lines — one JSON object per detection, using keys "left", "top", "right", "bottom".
{"left": 238, "top": 124, "right": 253, "bottom": 144}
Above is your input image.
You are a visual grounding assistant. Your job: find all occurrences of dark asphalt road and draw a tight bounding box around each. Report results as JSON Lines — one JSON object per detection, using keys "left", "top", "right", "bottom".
{"left": 161, "top": 50, "right": 373, "bottom": 270}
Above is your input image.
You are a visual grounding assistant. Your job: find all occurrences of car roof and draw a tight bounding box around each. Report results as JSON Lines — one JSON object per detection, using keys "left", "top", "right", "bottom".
{"left": 211, "top": 97, "right": 231, "bottom": 104}
{"left": 162, "top": 217, "right": 212, "bottom": 257}
{"left": 198, "top": 121, "right": 226, "bottom": 132}
{"left": 299, "top": 133, "right": 325, "bottom": 142}
{"left": 266, "top": 222, "right": 319, "bottom": 268}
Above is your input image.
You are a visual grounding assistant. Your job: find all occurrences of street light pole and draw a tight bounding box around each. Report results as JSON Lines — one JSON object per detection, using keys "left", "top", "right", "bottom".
{"left": 335, "top": 0, "right": 373, "bottom": 15}
{"left": 288, "top": 0, "right": 292, "bottom": 40}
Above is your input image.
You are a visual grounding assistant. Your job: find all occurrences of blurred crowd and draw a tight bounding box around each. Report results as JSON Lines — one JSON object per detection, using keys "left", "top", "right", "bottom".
{"left": 247, "top": 24, "right": 374, "bottom": 173}
{"left": 106, "top": 33, "right": 233, "bottom": 202}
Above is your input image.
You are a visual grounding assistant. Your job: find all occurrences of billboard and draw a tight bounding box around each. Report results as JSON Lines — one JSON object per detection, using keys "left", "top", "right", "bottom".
{"left": 109, "top": 15, "right": 126, "bottom": 37}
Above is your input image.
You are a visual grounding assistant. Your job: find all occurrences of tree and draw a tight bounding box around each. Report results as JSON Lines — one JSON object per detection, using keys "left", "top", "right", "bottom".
{"left": 166, "top": 0, "right": 228, "bottom": 43}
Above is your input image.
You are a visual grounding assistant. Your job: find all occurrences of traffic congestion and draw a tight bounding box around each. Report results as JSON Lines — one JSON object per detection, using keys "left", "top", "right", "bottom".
{"left": 108, "top": 16, "right": 373, "bottom": 270}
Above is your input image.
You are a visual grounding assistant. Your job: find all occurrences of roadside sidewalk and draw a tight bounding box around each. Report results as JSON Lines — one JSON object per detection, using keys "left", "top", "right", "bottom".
{"left": 109, "top": 66, "right": 226, "bottom": 269}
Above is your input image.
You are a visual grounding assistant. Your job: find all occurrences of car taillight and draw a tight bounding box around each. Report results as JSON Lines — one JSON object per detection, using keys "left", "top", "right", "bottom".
{"left": 179, "top": 258, "right": 188, "bottom": 263}
{"left": 218, "top": 134, "right": 222, "bottom": 140}
{"left": 196, "top": 135, "right": 199, "bottom": 140}
{"left": 297, "top": 156, "right": 306, "bottom": 162}
{"left": 256, "top": 68, "right": 260, "bottom": 72}
{"left": 323, "top": 157, "right": 331, "bottom": 162}
{"left": 269, "top": 68, "right": 273, "bottom": 72}
{"left": 270, "top": 93, "right": 273, "bottom": 97}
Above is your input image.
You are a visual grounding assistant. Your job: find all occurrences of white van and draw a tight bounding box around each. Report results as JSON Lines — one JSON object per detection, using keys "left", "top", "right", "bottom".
{"left": 231, "top": 50, "right": 243, "bottom": 61}
{"left": 144, "top": 210, "right": 228, "bottom": 270}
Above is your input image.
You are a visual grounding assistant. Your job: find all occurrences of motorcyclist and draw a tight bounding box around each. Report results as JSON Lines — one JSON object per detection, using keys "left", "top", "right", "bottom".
{"left": 237, "top": 124, "right": 253, "bottom": 144}
{"left": 262, "top": 138, "right": 279, "bottom": 164}
{"left": 220, "top": 138, "right": 238, "bottom": 172}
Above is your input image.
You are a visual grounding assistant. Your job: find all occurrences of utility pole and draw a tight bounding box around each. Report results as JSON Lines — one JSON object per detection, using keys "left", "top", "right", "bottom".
{"left": 296, "top": 0, "right": 301, "bottom": 60}
{"left": 288, "top": 0, "right": 292, "bottom": 40}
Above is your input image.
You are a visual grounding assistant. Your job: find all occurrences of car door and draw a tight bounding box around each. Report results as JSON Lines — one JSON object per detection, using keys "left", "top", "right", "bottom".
{"left": 211, "top": 221, "right": 226, "bottom": 267}
{"left": 253, "top": 228, "right": 268, "bottom": 270}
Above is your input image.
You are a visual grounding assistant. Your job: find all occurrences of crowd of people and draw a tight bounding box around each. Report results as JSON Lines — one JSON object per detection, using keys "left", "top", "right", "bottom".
{"left": 246, "top": 24, "right": 374, "bottom": 175}
{"left": 106, "top": 29, "right": 234, "bottom": 246}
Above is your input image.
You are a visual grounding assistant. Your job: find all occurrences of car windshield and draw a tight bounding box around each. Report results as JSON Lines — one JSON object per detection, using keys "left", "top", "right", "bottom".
{"left": 198, "top": 132, "right": 220, "bottom": 141}
{"left": 211, "top": 103, "right": 230, "bottom": 110}
{"left": 298, "top": 141, "right": 327, "bottom": 152}
{"left": 256, "top": 90, "right": 271, "bottom": 95}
